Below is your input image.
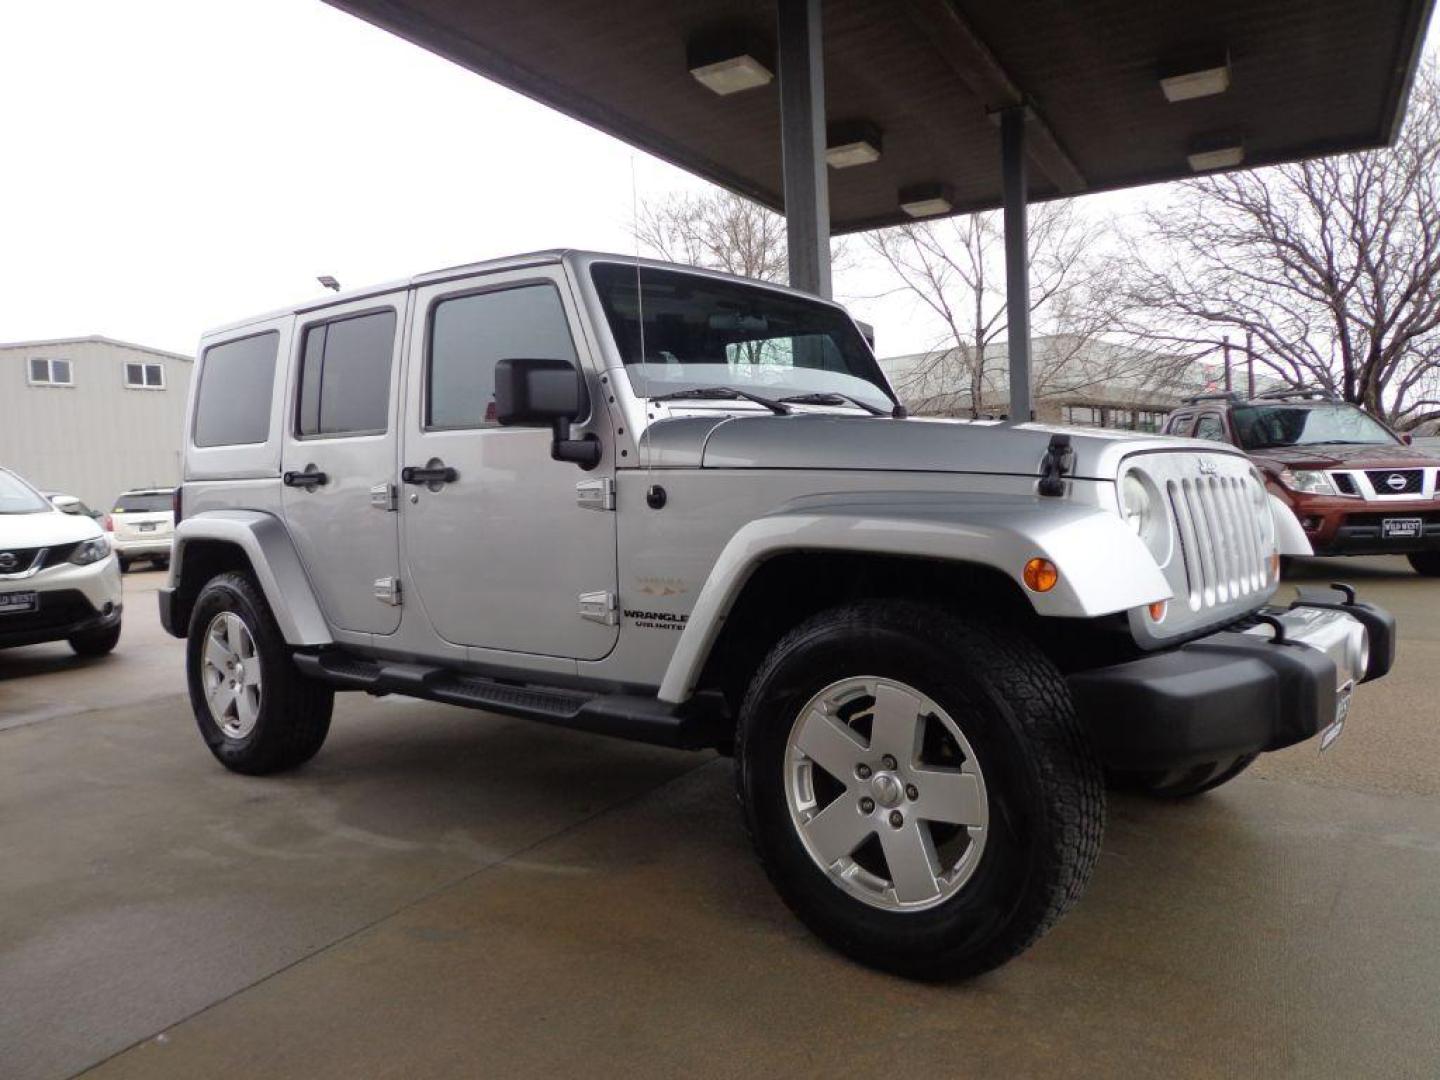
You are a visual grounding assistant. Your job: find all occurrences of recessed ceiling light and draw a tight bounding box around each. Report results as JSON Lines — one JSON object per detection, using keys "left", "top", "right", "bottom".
{"left": 826, "top": 121, "right": 883, "bottom": 169}
{"left": 899, "top": 183, "right": 954, "bottom": 218}
{"left": 1161, "top": 63, "right": 1231, "bottom": 102}
{"left": 1187, "top": 142, "right": 1244, "bottom": 171}
{"left": 690, "top": 54, "right": 773, "bottom": 95}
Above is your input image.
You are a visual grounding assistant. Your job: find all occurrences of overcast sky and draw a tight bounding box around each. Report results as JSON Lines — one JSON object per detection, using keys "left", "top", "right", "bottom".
{"left": 1, "top": 0, "right": 1386, "bottom": 361}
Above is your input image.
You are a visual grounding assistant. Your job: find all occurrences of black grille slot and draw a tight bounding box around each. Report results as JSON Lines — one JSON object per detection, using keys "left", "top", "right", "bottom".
{"left": 1366, "top": 469, "right": 1424, "bottom": 495}
{"left": 40, "top": 542, "right": 79, "bottom": 568}
{"left": 1333, "top": 472, "right": 1359, "bottom": 495}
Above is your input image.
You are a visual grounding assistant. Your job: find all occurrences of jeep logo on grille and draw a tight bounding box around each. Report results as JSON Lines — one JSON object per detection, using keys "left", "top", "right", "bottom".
{"left": 1196, "top": 459, "right": 1218, "bottom": 476}
{"left": 0, "top": 552, "right": 17, "bottom": 572}
{"left": 1386, "top": 473, "right": 1408, "bottom": 492}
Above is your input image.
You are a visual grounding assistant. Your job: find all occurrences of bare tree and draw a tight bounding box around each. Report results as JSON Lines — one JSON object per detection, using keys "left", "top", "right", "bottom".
{"left": 863, "top": 201, "right": 1131, "bottom": 416}
{"left": 632, "top": 188, "right": 790, "bottom": 283}
{"left": 1122, "top": 63, "right": 1440, "bottom": 428}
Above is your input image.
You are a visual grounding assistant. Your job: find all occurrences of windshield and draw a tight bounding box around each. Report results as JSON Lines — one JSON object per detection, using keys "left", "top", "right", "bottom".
{"left": 590, "top": 263, "right": 894, "bottom": 410}
{"left": 115, "top": 492, "right": 172, "bottom": 513}
{"left": 1232, "top": 403, "right": 1398, "bottom": 450}
{"left": 0, "top": 471, "right": 52, "bottom": 514}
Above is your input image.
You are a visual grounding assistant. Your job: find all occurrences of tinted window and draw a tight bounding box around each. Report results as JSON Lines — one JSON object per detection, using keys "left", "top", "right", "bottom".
{"left": 1192, "top": 415, "right": 1227, "bottom": 442}
{"left": 428, "top": 285, "right": 578, "bottom": 429}
{"left": 0, "top": 470, "right": 50, "bottom": 514}
{"left": 1164, "top": 412, "right": 1193, "bottom": 435}
{"left": 115, "top": 492, "right": 172, "bottom": 513}
{"left": 297, "top": 310, "right": 396, "bottom": 436}
{"left": 1231, "top": 403, "right": 1398, "bottom": 450}
{"left": 194, "top": 332, "right": 279, "bottom": 447}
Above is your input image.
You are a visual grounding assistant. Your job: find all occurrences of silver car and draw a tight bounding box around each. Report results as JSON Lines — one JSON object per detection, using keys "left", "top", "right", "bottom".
{"left": 158, "top": 251, "right": 1393, "bottom": 978}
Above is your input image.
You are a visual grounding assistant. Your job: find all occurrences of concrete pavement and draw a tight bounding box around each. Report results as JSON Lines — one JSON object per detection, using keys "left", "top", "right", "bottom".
{"left": 2, "top": 563, "right": 1439, "bottom": 1078}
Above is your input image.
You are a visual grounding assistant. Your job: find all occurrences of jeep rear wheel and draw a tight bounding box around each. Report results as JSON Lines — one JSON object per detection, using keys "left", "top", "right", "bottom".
{"left": 735, "top": 600, "right": 1104, "bottom": 980}
{"left": 186, "top": 571, "right": 333, "bottom": 775}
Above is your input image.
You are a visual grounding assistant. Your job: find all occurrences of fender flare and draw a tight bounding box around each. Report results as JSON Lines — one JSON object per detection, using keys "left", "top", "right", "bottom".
{"left": 1268, "top": 492, "right": 1315, "bottom": 556}
{"left": 173, "top": 511, "right": 332, "bottom": 645}
{"left": 656, "top": 493, "right": 1170, "bottom": 703}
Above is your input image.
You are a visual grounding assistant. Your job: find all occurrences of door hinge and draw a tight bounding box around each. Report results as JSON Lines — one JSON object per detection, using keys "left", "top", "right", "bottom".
{"left": 578, "top": 590, "right": 618, "bottom": 625}
{"left": 374, "top": 577, "right": 402, "bottom": 606}
{"left": 370, "top": 482, "right": 398, "bottom": 511}
{"left": 576, "top": 477, "right": 615, "bottom": 512}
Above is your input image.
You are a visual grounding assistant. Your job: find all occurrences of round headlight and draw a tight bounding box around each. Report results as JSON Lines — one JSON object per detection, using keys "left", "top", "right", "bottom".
{"left": 1119, "top": 469, "right": 1171, "bottom": 563}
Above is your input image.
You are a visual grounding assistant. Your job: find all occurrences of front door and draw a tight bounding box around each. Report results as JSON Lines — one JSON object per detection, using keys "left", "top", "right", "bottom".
{"left": 280, "top": 295, "right": 406, "bottom": 636}
{"left": 400, "top": 269, "right": 618, "bottom": 660}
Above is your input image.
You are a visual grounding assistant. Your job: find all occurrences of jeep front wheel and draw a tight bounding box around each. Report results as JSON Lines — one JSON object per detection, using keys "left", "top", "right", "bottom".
{"left": 735, "top": 600, "right": 1104, "bottom": 979}
{"left": 186, "top": 571, "right": 334, "bottom": 775}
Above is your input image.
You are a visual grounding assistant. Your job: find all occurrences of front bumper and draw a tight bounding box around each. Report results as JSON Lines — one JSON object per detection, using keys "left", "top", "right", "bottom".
{"left": 0, "top": 554, "right": 124, "bottom": 648}
{"left": 1282, "top": 493, "right": 1440, "bottom": 555}
{"left": 1070, "top": 586, "right": 1395, "bottom": 771}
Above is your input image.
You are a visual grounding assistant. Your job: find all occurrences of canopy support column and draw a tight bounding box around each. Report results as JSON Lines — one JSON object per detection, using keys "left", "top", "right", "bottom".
{"left": 1000, "top": 106, "right": 1032, "bottom": 422}
{"left": 777, "top": 0, "right": 831, "bottom": 298}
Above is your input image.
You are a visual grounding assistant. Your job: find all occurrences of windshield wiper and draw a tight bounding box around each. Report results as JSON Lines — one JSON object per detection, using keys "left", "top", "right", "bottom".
{"left": 777, "top": 391, "right": 901, "bottom": 418}
{"left": 648, "top": 386, "right": 792, "bottom": 415}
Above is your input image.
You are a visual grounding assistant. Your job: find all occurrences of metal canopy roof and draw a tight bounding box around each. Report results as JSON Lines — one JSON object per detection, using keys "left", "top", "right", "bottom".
{"left": 327, "top": 0, "right": 1433, "bottom": 233}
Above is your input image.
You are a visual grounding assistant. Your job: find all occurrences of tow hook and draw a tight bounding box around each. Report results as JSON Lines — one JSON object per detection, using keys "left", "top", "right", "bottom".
{"left": 1038, "top": 434, "right": 1074, "bottom": 497}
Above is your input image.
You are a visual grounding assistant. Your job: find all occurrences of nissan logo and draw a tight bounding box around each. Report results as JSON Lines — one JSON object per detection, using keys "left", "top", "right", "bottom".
{"left": 1387, "top": 473, "right": 1409, "bottom": 492}
{"left": 0, "top": 552, "right": 17, "bottom": 572}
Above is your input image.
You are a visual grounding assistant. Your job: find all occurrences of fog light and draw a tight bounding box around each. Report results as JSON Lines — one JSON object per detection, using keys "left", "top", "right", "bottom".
{"left": 1148, "top": 600, "right": 1168, "bottom": 623}
{"left": 1023, "top": 558, "right": 1059, "bottom": 592}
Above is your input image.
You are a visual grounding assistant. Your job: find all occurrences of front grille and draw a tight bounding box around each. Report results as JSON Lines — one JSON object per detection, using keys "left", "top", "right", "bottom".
{"left": 1333, "top": 472, "right": 1359, "bottom": 496}
{"left": 1166, "top": 476, "right": 1268, "bottom": 609}
{"left": 0, "top": 589, "right": 99, "bottom": 631}
{"left": 1365, "top": 469, "right": 1424, "bottom": 495}
{"left": 0, "top": 547, "right": 44, "bottom": 575}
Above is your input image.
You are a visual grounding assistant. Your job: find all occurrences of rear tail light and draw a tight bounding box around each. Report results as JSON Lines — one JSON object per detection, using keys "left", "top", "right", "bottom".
{"left": 172, "top": 485, "right": 183, "bottom": 526}
{"left": 103, "top": 514, "right": 113, "bottom": 532}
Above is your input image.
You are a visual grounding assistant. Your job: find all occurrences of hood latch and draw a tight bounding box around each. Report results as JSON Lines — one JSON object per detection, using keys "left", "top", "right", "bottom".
{"left": 1038, "top": 434, "right": 1074, "bottom": 497}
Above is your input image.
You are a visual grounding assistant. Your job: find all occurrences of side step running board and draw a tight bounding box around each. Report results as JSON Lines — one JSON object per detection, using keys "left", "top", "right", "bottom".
{"left": 292, "top": 650, "right": 722, "bottom": 751}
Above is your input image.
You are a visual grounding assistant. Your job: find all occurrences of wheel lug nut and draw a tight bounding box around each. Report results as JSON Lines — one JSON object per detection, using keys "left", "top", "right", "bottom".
{"left": 881, "top": 755, "right": 897, "bottom": 770}
{"left": 906, "top": 784, "right": 919, "bottom": 800}
{"left": 889, "top": 810, "right": 904, "bottom": 828}
{"left": 860, "top": 797, "right": 875, "bottom": 813}
{"left": 856, "top": 764, "right": 872, "bottom": 780}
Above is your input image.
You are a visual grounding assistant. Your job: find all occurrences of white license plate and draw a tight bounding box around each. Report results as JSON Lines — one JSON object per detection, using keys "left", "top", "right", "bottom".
{"left": 0, "top": 591, "right": 37, "bottom": 614}
{"left": 1382, "top": 517, "right": 1423, "bottom": 539}
{"left": 1320, "top": 682, "right": 1353, "bottom": 751}
{"left": 137, "top": 522, "right": 157, "bottom": 532}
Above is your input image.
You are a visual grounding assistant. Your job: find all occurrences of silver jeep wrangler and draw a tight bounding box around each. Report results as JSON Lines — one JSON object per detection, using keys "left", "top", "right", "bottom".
{"left": 161, "top": 251, "right": 1395, "bottom": 978}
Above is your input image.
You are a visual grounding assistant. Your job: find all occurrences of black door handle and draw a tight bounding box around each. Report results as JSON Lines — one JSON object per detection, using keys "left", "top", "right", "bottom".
{"left": 283, "top": 467, "right": 328, "bottom": 488}
{"left": 401, "top": 463, "right": 458, "bottom": 485}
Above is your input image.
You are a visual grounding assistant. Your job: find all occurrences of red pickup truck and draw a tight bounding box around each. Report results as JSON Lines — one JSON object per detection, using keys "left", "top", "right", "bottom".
{"left": 1163, "top": 390, "right": 1440, "bottom": 576}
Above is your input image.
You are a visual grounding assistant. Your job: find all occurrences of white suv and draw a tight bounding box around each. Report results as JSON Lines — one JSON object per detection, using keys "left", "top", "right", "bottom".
{"left": 0, "top": 467, "right": 123, "bottom": 655}
{"left": 108, "top": 488, "right": 175, "bottom": 572}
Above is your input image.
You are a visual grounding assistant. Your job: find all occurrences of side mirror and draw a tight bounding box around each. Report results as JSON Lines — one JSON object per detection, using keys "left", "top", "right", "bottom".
{"left": 493, "top": 357, "right": 600, "bottom": 467}
{"left": 1402, "top": 433, "right": 1414, "bottom": 445}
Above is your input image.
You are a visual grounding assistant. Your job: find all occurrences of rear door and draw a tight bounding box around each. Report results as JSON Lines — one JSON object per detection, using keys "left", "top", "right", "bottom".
{"left": 399, "top": 268, "right": 618, "bottom": 659}
{"left": 280, "top": 295, "right": 406, "bottom": 636}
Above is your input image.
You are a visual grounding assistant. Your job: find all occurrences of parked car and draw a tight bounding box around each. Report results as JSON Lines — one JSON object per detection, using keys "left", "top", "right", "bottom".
{"left": 108, "top": 487, "right": 175, "bottom": 572}
{"left": 1163, "top": 389, "right": 1440, "bottom": 575}
{"left": 44, "top": 492, "right": 102, "bottom": 520}
{"left": 160, "top": 251, "right": 1392, "bottom": 979}
{"left": 1, "top": 467, "right": 123, "bottom": 655}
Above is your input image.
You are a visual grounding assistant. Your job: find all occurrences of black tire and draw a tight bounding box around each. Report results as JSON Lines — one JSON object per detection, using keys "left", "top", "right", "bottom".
{"left": 155, "top": 557, "right": 171, "bottom": 572}
{"left": 68, "top": 622, "right": 121, "bottom": 657}
{"left": 735, "top": 599, "right": 1104, "bottom": 980}
{"left": 1408, "top": 551, "right": 1440, "bottom": 577}
{"left": 186, "top": 571, "right": 334, "bottom": 775}
{"left": 118, "top": 557, "right": 131, "bottom": 574}
{"left": 1107, "top": 754, "right": 1257, "bottom": 799}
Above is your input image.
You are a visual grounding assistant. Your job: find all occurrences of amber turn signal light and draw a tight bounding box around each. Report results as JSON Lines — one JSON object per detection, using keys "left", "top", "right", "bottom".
{"left": 1148, "top": 600, "right": 1168, "bottom": 622}
{"left": 1023, "top": 557, "right": 1059, "bottom": 592}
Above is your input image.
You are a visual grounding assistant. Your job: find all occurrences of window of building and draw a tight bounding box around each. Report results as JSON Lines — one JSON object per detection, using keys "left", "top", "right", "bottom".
{"left": 194, "top": 331, "right": 280, "bottom": 447}
{"left": 26, "top": 357, "right": 73, "bottom": 386}
{"left": 297, "top": 309, "right": 397, "bottom": 437}
{"left": 427, "top": 285, "right": 578, "bottom": 429}
{"left": 124, "top": 362, "right": 165, "bottom": 389}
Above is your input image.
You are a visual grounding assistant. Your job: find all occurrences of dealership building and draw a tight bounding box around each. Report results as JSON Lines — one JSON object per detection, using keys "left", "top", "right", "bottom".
{"left": 0, "top": 335, "right": 193, "bottom": 510}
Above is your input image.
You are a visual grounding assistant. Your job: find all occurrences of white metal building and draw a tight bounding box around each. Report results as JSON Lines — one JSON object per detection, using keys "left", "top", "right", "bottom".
{"left": 0, "top": 336, "right": 193, "bottom": 510}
